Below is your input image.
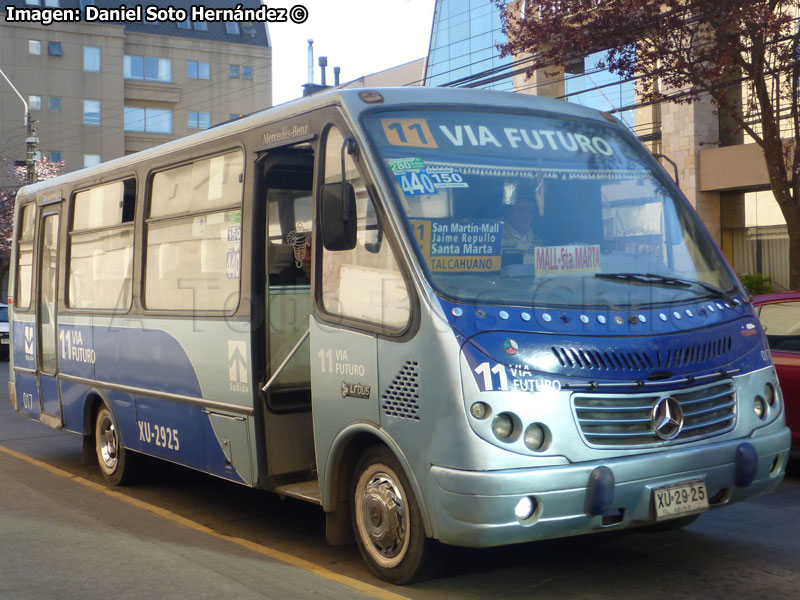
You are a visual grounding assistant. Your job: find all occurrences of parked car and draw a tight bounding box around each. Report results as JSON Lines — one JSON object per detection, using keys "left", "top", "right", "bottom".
{"left": 0, "top": 303, "right": 8, "bottom": 360}
{"left": 753, "top": 291, "right": 800, "bottom": 446}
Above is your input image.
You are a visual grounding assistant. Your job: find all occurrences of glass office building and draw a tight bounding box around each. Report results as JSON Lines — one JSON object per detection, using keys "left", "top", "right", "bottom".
{"left": 425, "top": 0, "right": 513, "bottom": 90}
{"left": 425, "top": 1, "right": 636, "bottom": 126}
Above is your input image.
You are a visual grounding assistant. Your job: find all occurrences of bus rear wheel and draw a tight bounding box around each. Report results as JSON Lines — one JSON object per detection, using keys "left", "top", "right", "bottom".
{"left": 94, "top": 405, "right": 138, "bottom": 486}
{"left": 352, "top": 447, "right": 441, "bottom": 584}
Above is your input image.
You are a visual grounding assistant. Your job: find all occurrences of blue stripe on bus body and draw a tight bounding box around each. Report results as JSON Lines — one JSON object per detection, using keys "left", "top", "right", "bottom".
{"left": 57, "top": 323, "right": 203, "bottom": 398}
{"left": 15, "top": 321, "right": 246, "bottom": 485}
{"left": 60, "top": 379, "right": 245, "bottom": 485}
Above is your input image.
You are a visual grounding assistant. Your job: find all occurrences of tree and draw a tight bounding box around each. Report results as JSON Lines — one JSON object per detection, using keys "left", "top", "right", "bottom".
{"left": 498, "top": 0, "right": 800, "bottom": 289}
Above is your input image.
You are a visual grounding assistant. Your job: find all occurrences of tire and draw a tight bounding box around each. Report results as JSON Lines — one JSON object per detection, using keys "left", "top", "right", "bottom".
{"left": 351, "top": 447, "right": 442, "bottom": 584}
{"left": 94, "top": 405, "right": 139, "bottom": 486}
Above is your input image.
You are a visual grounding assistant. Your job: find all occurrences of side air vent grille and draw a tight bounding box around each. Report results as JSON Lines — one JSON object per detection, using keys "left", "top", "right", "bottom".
{"left": 551, "top": 336, "right": 733, "bottom": 371}
{"left": 382, "top": 361, "right": 420, "bottom": 421}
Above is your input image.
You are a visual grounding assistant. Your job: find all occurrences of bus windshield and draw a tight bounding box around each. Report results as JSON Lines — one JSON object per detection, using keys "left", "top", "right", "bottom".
{"left": 364, "top": 109, "right": 736, "bottom": 309}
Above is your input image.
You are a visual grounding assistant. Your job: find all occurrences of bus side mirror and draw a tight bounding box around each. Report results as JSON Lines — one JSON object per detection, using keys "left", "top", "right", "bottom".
{"left": 320, "top": 182, "right": 357, "bottom": 251}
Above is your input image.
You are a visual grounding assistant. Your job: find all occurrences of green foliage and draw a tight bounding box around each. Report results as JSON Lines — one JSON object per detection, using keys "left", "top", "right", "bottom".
{"left": 739, "top": 273, "right": 773, "bottom": 296}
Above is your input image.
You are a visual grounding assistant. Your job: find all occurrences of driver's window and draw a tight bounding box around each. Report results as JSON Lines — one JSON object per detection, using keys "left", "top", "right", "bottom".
{"left": 320, "top": 126, "right": 410, "bottom": 330}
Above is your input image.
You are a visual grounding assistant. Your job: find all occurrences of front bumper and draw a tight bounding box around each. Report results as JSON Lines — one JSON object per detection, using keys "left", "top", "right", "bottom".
{"left": 429, "top": 427, "right": 790, "bottom": 547}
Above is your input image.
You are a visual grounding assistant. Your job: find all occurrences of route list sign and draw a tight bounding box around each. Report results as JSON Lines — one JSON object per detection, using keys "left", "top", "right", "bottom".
{"left": 410, "top": 219, "right": 503, "bottom": 272}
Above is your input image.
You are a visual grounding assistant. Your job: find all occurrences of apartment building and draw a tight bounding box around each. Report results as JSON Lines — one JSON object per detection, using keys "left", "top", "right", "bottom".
{"left": 0, "top": 0, "right": 271, "bottom": 185}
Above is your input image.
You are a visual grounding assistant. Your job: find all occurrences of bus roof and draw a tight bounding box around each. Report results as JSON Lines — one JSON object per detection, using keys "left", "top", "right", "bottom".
{"left": 17, "top": 87, "right": 617, "bottom": 198}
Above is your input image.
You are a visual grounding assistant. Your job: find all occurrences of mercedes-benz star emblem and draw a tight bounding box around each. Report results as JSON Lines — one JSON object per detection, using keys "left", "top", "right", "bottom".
{"left": 652, "top": 396, "right": 684, "bottom": 440}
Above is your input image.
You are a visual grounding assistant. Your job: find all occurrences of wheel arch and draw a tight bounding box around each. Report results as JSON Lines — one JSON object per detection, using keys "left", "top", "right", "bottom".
{"left": 80, "top": 389, "right": 111, "bottom": 464}
{"left": 321, "top": 422, "right": 435, "bottom": 539}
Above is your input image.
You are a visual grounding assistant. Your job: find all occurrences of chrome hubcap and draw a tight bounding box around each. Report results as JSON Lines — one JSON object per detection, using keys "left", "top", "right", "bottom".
{"left": 359, "top": 474, "right": 407, "bottom": 561}
{"left": 98, "top": 415, "right": 118, "bottom": 471}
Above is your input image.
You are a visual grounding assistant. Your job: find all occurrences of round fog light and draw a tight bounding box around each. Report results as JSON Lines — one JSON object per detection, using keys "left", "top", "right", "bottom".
{"left": 470, "top": 402, "right": 490, "bottom": 420}
{"left": 491, "top": 413, "right": 514, "bottom": 441}
{"left": 514, "top": 496, "right": 536, "bottom": 521}
{"left": 765, "top": 383, "right": 776, "bottom": 407}
{"left": 524, "top": 423, "right": 546, "bottom": 451}
{"left": 754, "top": 396, "right": 767, "bottom": 420}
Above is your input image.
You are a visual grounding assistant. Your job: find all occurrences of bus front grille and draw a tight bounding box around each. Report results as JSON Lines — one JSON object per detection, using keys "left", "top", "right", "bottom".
{"left": 572, "top": 381, "right": 736, "bottom": 447}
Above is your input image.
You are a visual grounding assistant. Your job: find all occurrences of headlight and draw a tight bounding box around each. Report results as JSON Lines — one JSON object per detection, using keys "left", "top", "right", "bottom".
{"left": 754, "top": 396, "right": 767, "bottom": 420}
{"left": 524, "top": 423, "right": 546, "bottom": 451}
{"left": 764, "top": 383, "right": 776, "bottom": 407}
{"left": 491, "top": 413, "right": 514, "bottom": 441}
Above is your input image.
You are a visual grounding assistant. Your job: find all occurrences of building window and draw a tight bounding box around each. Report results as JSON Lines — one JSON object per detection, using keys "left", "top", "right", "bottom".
{"left": 194, "top": 21, "right": 208, "bottom": 31}
{"left": 44, "top": 0, "right": 60, "bottom": 6}
{"left": 48, "top": 96, "right": 60, "bottom": 111}
{"left": 80, "top": 0, "right": 95, "bottom": 10}
{"left": 177, "top": 17, "right": 191, "bottom": 29}
{"left": 187, "top": 60, "right": 210, "bottom": 80}
{"left": 124, "top": 55, "right": 171, "bottom": 82}
{"left": 49, "top": 151, "right": 62, "bottom": 162}
{"left": 229, "top": 64, "right": 240, "bottom": 79}
{"left": 25, "top": 0, "right": 41, "bottom": 5}
{"left": 48, "top": 42, "right": 63, "bottom": 56}
{"left": 229, "top": 114, "right": 241, "bottom": 121}
{"left": 83, "top": 46, "right": 101, "bottom": 72}
{"left": 242, "top": 66, "right": 253, "bottom": 80}
{"left": 225, "top": 22, "right": 240, "bottom": 35}
{"left": 28, "top": 95, "right": 42, "bottom": 111}
{"left": 29, "top": 40, "right": 41, "bottom": 55}
{"left": 241, "top": 22, "right": 256, "bottom": 37}
{"left": 145, "top": 150, "right": 244, "bottom": 311}
{"left": 84, "top": 154, "right": 101, "bottom": 167}
{"left": 83, "top": 99, "right": 100, "bottom": 125}
{"left": 68, "top": 179, "right": 136, "bottom": 309}
{"left": 124, "top": 107, "right": 173, "bottom": 133}
{"left": 187, "top": 111, "right": 211, "bottom": 129}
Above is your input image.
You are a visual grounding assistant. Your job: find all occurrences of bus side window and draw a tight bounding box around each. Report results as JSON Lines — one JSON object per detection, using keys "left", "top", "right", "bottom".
{"left": 68, "top": 179, "right": 136, "bottom": 310}
{"left": 320, "top": 126, "right": 411, "bottom": 331}
{"left": 145, "top": 150, "right": 244, "bottom": 311}
{"left": 15, "top": 203, "right": 36, "bottom": 310}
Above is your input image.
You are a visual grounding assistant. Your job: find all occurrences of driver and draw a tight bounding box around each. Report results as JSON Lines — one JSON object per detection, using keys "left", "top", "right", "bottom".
{"left": 501, "top": 183, "right": 541, "bottom": 265}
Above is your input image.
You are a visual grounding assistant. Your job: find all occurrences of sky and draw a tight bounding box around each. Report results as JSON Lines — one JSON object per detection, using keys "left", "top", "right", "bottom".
{"left": 266, "top": 0, "right": 436, "bottom": 105}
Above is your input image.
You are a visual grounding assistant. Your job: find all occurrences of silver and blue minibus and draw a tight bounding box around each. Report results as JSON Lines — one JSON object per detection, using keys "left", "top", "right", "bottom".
{"left": 8, "top": 88, "right": 791, "bottom": 583}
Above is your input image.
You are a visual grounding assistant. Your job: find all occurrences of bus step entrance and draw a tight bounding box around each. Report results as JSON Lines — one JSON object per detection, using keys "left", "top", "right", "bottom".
{"left": 274, "top": 480, "right": 321, "bottom": 505}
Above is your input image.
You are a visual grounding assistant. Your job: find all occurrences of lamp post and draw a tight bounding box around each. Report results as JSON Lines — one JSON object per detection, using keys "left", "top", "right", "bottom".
{"left": 0, "top": 67, "right": 38, "bottom": 184}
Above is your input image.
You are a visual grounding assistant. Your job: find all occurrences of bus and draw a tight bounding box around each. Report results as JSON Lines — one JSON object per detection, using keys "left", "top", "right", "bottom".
{"left": 8, "top": 87, "right": 791, "bottom": 584}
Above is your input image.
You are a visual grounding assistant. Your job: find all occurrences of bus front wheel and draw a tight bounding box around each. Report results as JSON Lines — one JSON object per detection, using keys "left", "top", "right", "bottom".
{"left": 94, "top": 406, "right": 138, "bottom": 486}
{"left": 352, "top": 447, "right": 441, "bottom": 584}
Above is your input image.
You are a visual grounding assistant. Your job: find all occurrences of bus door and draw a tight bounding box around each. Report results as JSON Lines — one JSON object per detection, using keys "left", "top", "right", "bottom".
{"left": 36, "top": 208, "right": 63, "bottom": 429}
{"left": 258, "top": 149, "right": 317, "bottom": 479}
{"left": 310, "top": 124, "right": 412, "bottom": 488}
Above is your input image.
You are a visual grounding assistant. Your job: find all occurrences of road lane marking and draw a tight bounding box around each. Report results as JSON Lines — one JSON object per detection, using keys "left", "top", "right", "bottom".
{"left": 0, "top": 444, "right": 410, "bottom": 600}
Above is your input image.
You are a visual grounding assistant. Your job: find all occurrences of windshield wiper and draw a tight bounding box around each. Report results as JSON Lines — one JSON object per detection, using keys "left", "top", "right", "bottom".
{"left": 595, "top": 272, "right": 736, "bottom": 303}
